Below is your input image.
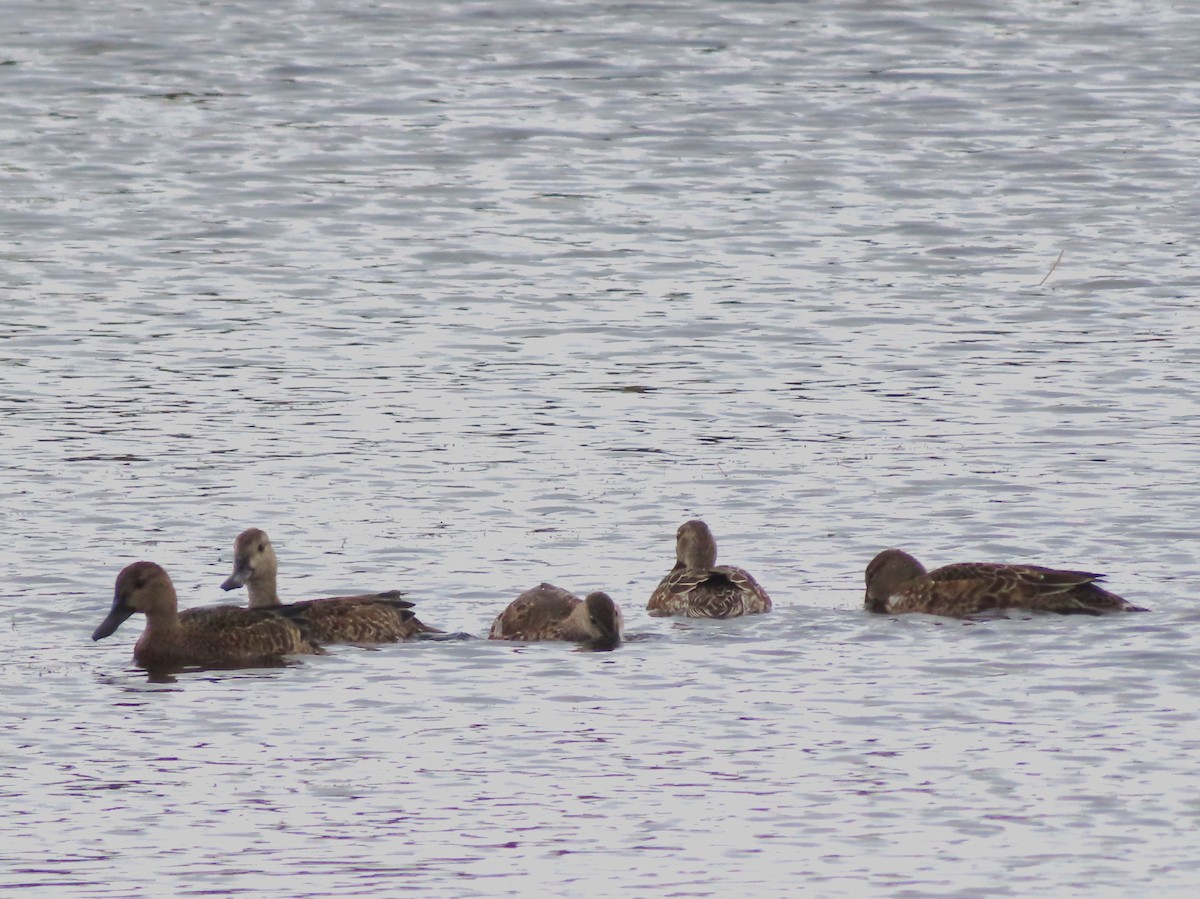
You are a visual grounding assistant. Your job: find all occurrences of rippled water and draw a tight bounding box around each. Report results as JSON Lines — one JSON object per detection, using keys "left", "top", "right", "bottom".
{"left": 3, "top": 0, "right": 1200, "bottom": 894}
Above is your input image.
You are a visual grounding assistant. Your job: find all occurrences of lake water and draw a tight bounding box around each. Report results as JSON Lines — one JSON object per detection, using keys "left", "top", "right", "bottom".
{"left": 3, "top": 0, "right": 1200, "bottom": 895}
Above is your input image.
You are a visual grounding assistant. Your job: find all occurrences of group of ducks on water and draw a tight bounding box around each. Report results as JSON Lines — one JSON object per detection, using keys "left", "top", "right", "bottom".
{"left": 92, "top": 519, "right": 1147, "bottom": 674}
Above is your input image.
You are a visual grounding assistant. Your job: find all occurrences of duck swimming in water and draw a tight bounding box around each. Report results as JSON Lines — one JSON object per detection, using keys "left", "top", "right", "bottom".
{"left": 647, "top": 519, "right": 772, "bottom": 618}
{"left": 489, "top": 583, "right": 623, "bottom": 650}
{"left": 220, "top": 527, "right": 437, "bottom": 643}
{"left": 864, "top": 548, "right": 1147, "bottom": 617}
{"left": 93, "top": 561, "right": 321, "bottom": 672}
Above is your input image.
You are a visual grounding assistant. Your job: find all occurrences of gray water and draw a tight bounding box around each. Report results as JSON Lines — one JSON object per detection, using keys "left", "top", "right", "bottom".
{"left": 3, "top": 0, "right": 1200, "bottom": 895}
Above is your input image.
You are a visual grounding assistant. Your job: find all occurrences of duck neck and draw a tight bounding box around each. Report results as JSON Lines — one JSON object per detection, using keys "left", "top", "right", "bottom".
{"left": 245, "top": 574, "right": 282, "bottom": 608}
{"left": 679, "top": 545, "right": 717, "bottom": 571}
{"left": 561, "top": 602, "right": 594, "bottom": 642}
{"left": 142, "top": 607, "right": 184, "bottom": 640}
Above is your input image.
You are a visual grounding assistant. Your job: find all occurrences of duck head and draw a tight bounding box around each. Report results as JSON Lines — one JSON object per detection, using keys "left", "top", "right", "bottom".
{"left": 93, "top": 561, "right": 177, "bottom": 640}
{"left": 221, "top": 527, "right": 278, "bottom": 604}
{"left": 675, "top": 519, "right": 719, "bottom": 570}
{"left": 864, "top": 549, "right": 926, "bottom": 613}
{"left": 581, "top": 591, "right": 623, "bottom": 651}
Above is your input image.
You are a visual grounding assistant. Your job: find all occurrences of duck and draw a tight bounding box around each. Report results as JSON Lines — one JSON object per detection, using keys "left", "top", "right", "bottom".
{"left": 488, "top": 583, "right": 623, "bottom": 650}
{"left": 220, "top": 527, "right": 437, "bottom": 643}
{"left": 864, "top": 548, "right": 1148, "bottom": 617}
{"left": 92, "top": 561, "right": 321, "bottom": 671}
{"left": 647, "top": 519, "right": 772, "bottom": 618}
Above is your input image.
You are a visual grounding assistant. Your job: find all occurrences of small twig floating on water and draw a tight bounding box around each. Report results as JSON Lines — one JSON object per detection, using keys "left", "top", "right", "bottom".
{"left": 1037, "top": 249, "right": 1064, "bottom": 287}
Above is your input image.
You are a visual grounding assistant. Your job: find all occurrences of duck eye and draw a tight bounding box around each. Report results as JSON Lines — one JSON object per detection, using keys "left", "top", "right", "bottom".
{"left": 257, "top": 543, "right": 265, "bottom": 552}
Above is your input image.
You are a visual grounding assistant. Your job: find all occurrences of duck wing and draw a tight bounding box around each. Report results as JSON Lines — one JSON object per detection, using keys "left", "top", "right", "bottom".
{"left": 892, "top": 563, "right": 1145, "bottom": 616}
{"left": 272, "top": 594, "right": 431, "bottom": 643}
{"left": 171, "top": 605, "right": 321, "bottom": 661}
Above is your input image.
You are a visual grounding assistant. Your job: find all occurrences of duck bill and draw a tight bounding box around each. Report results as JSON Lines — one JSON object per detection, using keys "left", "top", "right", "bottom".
{"left": 220, "top": 567, "right": 248, "bottom": 591}
{"left": 864, "top": 589, "right": 888, "bottom": 614}
{"left": 587, "top": 633, "right": 622, "bottom": 652}
{"left": 92, "top": 599, "right": 134, "bottom": 641}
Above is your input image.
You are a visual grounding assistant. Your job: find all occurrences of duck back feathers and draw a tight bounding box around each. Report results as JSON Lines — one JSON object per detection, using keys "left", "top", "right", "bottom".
{"left": 648, "top": 565, "right": 772, "bottom": 618}
{"left": 273, "top": 594, "right": 426, "bottom": 644}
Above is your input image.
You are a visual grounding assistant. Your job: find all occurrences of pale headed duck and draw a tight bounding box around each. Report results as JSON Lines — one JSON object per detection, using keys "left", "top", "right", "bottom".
{"left": 220, "top": 527, "right": 437, "bottom": 643}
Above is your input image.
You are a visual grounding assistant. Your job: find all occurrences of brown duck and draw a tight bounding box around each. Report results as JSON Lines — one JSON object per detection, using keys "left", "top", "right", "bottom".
{"left": 864, "top": 549, "right": 1147, "bottom": 617}
{"left": 220, "top": 527, "right": 436, "bottom": 643}
{"left": 92, "top": 561, "right": 321, "bottom": 671}
{"left": 489, "top": 583, "right": 623, "bottom": 650}
{"left": 647, "top": 519, "right": 772, "bottom": 618}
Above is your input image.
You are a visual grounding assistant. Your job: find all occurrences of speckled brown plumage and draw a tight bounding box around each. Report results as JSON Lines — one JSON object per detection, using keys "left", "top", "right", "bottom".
{"left": 864, "top": 549, "right": 1147, "bottom": 617}
{"left": 488, "top": 583, "right": 623, "bottom": 650}
{"left": 647, "top": 519, "right": 772, "bottom": 618}
{"left": 92, "top": 561, "right": 321, "bottom": 672}
{"left": 268, "top": 595, "right": 425, "bottom": 644}
{"left": 221, "top": 527, "right": 437, "bottom": 643}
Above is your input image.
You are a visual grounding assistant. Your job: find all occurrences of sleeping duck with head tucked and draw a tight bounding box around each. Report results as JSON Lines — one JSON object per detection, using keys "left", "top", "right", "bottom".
{"left": 220, "top": 527, "right": 437, "bottom": 643}
{"left": 489, "top": 583, "right": 623, "bottom": 650}
{"left": 647, "top": 519, "right": 772, "bottom": 618}
{"left": 864, "top": 548, "right": 1148, "bottom": 617}
{"left": 93, "top": 561, "right": 321, "bottom": 672}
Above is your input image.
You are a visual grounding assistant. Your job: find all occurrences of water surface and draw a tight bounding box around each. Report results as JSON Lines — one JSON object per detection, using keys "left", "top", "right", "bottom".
{"left": 3, "top": 0, "right": 1200, "bottom": 895}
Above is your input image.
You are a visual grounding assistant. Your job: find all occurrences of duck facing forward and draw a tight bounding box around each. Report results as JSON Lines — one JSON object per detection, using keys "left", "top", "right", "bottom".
{"left": 220, "top": 527, "right": 436, "bottom": 643}
{"left": 864, "top": 549, "right": 1148, "bottom": 617}
{"left": 489, "top": 584, "right": 623, "bottom": 650}
{"left": 93, "top": 561, "right": 321, "bottom": 672}
{"left": 647, "top": 519, "right": 772, "bottom": 618}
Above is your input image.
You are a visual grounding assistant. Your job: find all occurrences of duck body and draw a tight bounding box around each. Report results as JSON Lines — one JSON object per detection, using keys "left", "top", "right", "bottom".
{"left": 864, "top": 549, "right": 1147, "bottom": 617}
{"left": 265, "top": 593, "right": 422, "bottom": 644}
{"left": 93, "top": 561, "right": 320, "bottom": 672}
{"left": 221, "top": 527, "right": 437, "bottom": 643}
{"left": 489, "top": 583, "right": 623, "bottom": 650}
{"left": 646, "top": 520, "right": 772, "bottom": 618}
{"left": 648, "top": 565, "right": 772, "bottom": 618}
